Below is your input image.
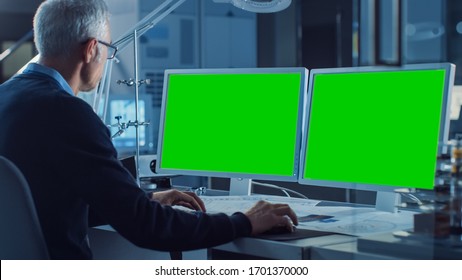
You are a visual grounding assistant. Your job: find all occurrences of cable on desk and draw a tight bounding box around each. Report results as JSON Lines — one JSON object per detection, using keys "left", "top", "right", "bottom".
{"left": 251, "top": 181, "right": 310, "bottom": 200}
{"left": 400, "top": 192, "right": 424, "bottom": 206}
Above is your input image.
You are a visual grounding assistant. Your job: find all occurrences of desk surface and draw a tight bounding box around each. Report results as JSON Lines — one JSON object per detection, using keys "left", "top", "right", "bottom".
{"left": 211, "top": 234, "right": 356, "bottom": 260}
{"left": 94, "top": 224, "right": 357, "bottom": 260}
{"left": 92, "top": 192, "right": 427, "bottom": 260}
{"left": 311, "top": 241, "right": 398, "bottom": 260}
{"left": 357, "top": 232, "right": 462, "bottom": 259}
{"left": 204, "top": 194, "right": 422, "bottom": 260}
{"left": 312, "top": 232, "right": 462, "bottom": 260}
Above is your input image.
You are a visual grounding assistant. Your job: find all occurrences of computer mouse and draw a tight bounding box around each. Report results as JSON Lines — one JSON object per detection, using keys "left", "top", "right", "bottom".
{"left": 263, "top": 225, "right": 296, "bottom": 235}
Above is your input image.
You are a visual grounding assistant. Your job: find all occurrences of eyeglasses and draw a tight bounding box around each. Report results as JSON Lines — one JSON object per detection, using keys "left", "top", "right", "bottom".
{"left": 97, "top": 40, "right": 118, "bottom": 60}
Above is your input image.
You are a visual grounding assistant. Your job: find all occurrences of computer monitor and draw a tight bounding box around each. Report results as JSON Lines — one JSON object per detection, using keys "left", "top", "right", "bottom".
{"left": 105, "top": 93, "right": 156, "bottom": 157}
{"left": 299, "top": 63, "right": 455, "bottom": 211}
{"left": 156, "top": 67, "right": 308, "bottom": 195}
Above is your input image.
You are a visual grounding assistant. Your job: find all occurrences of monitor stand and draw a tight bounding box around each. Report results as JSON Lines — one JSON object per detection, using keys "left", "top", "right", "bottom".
{"left": 229, "top": 178, "right": 252, "bottom": 196}
{"left": 375, "top": 191, "right": 401, "bottom": 213}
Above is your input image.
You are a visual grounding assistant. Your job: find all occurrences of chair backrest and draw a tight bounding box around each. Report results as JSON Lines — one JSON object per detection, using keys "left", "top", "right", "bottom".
{"left": 0, "top": 156, "right": 49, "bottom": 259}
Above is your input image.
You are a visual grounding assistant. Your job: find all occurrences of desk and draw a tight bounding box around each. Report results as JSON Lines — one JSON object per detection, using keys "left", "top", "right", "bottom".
{"left": 203, "top": 195, "right": 424, "bottom": 259}
{"left": 311, "top": 232, "right": 462, "bottom": 260}
{"left": 90, "top": 192, "right": 418, "bottom": 260}
{"left": 357, "top": 232, "right": 462, "bottom": 259}
{"left": 209, "top": 234, "right": 356, "bottom": 260}
{"left": 90, "top": 224, "right": 356, "bottom": 260}
{"left": 311, "top": 240, "right": 398, "bottom": 260}
{"left": 90, "top": 225, "right": 462, "bottom": 259}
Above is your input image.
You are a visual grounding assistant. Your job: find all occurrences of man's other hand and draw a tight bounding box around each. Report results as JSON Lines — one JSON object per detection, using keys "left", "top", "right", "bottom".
{"left": 150, "top": 189, "right": 206, "bottom": 212}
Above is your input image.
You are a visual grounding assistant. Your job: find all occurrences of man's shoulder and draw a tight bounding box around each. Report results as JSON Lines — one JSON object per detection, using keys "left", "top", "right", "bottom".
{"left": 1, "top": 76, "right": 97, "bottom": 120}
{"left": 1, "top": 73, "right": 64, "bottom": 100}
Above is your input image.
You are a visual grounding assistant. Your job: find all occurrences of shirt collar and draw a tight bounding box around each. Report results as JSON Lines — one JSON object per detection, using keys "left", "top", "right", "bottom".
{"left": 23, "top": 63, "right": 74, "bottom": 96}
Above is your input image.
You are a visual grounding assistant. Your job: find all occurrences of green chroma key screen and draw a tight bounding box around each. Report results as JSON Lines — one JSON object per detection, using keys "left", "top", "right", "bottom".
{"left": 303, "top": 69, "right": 446, "bottom": 190}
{"left": 159, "top": 71, "right": 303, "bottom": 177}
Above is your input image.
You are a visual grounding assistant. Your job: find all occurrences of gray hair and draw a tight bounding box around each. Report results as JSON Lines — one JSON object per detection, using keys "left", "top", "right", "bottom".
{"left": 33, "top": 0, "right": 109, "bottom": 59}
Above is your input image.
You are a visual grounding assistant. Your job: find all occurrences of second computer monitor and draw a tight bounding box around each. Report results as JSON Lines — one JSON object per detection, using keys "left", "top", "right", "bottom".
{"left": 156, "top": 67, "right": 308, "bottom": 184}
{"left": 299, "top": 63, "right": 455, "bottom": 193}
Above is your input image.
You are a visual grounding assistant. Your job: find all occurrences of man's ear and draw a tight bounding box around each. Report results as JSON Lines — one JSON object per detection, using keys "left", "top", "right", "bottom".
{"left": 82, "top": 38, "right": 98, "bottom": 63}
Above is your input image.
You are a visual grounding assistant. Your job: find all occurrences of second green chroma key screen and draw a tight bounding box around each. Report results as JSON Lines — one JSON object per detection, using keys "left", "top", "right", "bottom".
{"left": 303, "top": 70, "right": 446, "bottom": 190}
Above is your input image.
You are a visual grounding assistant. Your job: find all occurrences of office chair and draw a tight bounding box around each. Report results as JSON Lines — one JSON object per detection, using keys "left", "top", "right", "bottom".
{"left": 0, "top": 156, "right": 49, "bottom": 259}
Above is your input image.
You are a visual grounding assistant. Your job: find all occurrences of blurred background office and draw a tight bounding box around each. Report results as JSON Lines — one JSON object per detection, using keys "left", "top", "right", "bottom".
{"left": 1, "top": 0, "right": 461, "bottom": 203}
{"left": 2, "top": 0, "right": 461, "bottom": 80}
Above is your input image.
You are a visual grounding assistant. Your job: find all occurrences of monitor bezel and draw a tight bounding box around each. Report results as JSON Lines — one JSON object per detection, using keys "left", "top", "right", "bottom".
{"left": 298, "top": 63, "right": 455, "bottom": 192}
{"left": 156, "top": 67, "right": 308, "bottom": 182}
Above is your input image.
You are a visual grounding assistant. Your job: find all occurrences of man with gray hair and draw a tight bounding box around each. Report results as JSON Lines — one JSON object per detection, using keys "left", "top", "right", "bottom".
{"left": 0, "top": 0, "right": 297, "bottom": 259}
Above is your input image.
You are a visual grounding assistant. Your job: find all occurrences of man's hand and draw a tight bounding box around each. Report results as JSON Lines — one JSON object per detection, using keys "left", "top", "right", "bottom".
{"left": 149, "top": 189, "right": 206, "bottom": 212}
{"left": 245, "top": 200, "right": 298, "bottom": 235}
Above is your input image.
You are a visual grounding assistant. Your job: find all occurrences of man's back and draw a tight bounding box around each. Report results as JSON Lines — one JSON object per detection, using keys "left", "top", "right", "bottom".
{"left": 0, "top": 71, "right": 106, "bottom": 258}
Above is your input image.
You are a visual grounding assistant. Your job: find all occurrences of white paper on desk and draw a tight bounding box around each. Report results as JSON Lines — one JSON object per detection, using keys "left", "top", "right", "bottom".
{"left": 199, "top": 195, "right": 320, "bottom": 216}
{"left": 295, "top": 206, "right": 415, "bottom": 237}
{"left": 176, "top": 195, "right": 414, "bottom": 238}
